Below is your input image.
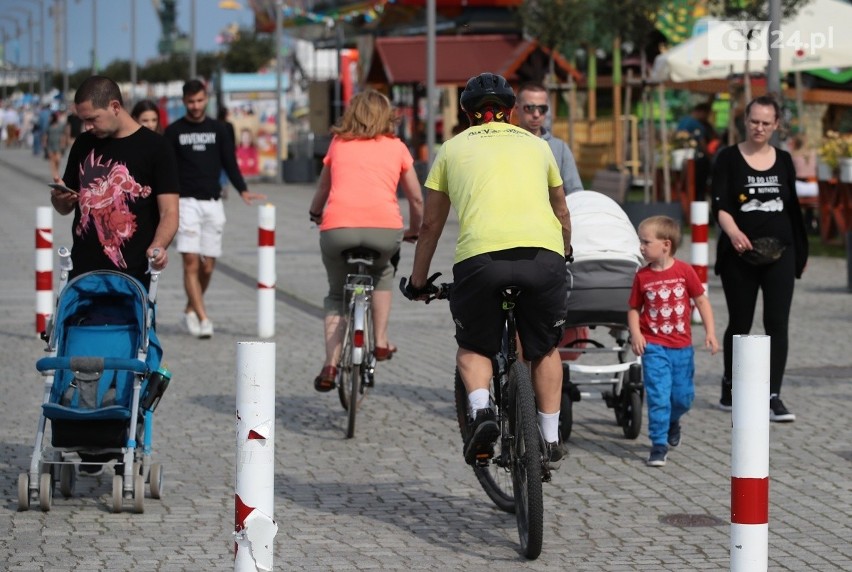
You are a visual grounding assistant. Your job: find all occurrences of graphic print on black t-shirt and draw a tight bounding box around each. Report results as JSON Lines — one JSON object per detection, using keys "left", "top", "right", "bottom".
{"left": 739, "top": 173, "right": 784, "bottom": 213}
{"left": 75, "top": 149, "right": 152, "bottom": 270}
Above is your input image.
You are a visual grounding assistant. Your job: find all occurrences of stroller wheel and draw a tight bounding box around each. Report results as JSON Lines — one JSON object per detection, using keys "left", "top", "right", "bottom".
{"left": 17, "top": 473, "right": 30, "bottom": 511}
{"left": 111, "top": 475, "right": 123, "bottom": 513}
{"left": 149, "top": 463, "right": 164, "bottom": 499}
{"left": 620, "top": 389, "right": 643, "bottom": 440}
{"left": 38, "top": 472, "right": 53, "bottom": 511}
{"left": 59, "top": 464, "right": 76, "bottom": 498}
{"left": 133, "top": 474, "right": 145, "bottom": 514}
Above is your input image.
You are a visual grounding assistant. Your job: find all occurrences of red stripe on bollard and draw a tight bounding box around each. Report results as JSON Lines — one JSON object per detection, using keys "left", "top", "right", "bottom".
{"left": 731, "top": 476, "right": 769, "bottom": 524}
{"left": 692, "top": 223, "right": 708, "bottom": 243}
{"left": 35, "top": 229, "right": 52, "bottom": 249}
{"left": 257, "top": 282, "right": 275, "bottom": 289}
{"left": 692, "top": 264, "right": 708, "bottom": 283}
{"left": 36, "top": 314, "right": 48, "bottom": 333}
{"left": 36, "top": 271, "right": 52, "bottom": 290}
{"left": 258, "top": 228, "right": 275, "bottom": 247}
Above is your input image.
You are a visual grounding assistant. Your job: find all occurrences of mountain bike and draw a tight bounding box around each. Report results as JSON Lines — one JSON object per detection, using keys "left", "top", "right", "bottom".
{"left": 337, "top": 248, "right": 378, "bottom": 439}
{"left": 401, "top": 275, "right": 551, "bottom": 560}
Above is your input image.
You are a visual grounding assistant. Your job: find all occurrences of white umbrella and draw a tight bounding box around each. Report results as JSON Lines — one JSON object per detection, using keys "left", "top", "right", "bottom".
{"left": 651, "top": 0, "right": 852, "bottom": 82}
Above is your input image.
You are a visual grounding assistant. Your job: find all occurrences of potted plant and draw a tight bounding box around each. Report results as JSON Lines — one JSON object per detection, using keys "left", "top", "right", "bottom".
{"left": 817, "top": 131, "right": 852, "bottom": 182}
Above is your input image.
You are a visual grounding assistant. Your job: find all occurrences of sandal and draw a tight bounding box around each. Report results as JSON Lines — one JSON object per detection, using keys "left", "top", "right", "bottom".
{"left": 313, "top": 365, "right": 338, "bottom": 392}
{"left": 374, "top": 345, "right": 398, "bottom": 362}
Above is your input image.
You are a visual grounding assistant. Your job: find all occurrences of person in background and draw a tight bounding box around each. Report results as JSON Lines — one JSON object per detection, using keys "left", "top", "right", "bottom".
{"left": 513, "top": 81, "right": 583, "bottom": 194}
{"left": 404, "top": 73, "right": 571, "bottom": 467}
{"left": 43, "top": 112, "right": 68, "bottom": 181}
{"left": 131, "top": 99, "right": 163, "bottom": 133}
{"left": 711, "top": 95, "right": 809, "bottom": 422}
{"left": 164, "top": 79, "right": 266, "bottom": 339}
{"left": 308, "top": 89, "right": 423, "bottom": 392}
{"left": 65, "top": 102, "right": 83, "bottom": 147}
{"left": 628, "top": 216, "right": 718, "bottom": 467}
{"left": 3, "top": 105, "right": 21, "bottom": 148}
{"left": 33, "top": 104, "right": 51, "bottom": 157}
{"left": 676, "top": 102, "right": 717, "bottom": 197}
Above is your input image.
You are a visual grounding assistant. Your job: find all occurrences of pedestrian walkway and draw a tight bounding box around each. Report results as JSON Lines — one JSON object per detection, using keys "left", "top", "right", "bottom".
{"left": 0, "top": 146, "right": 850, "bottom": 570}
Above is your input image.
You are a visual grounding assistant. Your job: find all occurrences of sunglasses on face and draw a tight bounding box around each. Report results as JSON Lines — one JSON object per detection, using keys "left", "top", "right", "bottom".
{"left": 522, "top": 104, "right": 548, "bottom": 115}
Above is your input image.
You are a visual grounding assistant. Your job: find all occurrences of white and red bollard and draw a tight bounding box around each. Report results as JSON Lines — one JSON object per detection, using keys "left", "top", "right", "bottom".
{"left": 235, "top": 341, "right": 278, "bottom": 572}
{"left": 730, "top": 334, "right": 770, "bottom": 572}
{"left": 35, "top": 207, "right": 53, "bottom": 335}
{"left": 257, "top": 204, "right": 276, "bottom": 339}
{"left": 690, "top": 201, "right": 709, "bottom": 323}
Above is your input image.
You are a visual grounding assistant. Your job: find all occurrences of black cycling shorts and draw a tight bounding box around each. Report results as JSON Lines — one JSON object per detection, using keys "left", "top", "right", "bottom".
{"left": 449, "top": 247, "right": 568, "bottom": 361}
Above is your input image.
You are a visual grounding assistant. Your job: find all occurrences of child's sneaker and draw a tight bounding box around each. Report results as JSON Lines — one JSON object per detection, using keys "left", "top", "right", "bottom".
{"left": 667, "top": 421, "right": 681, "bottom": 448}
{"left": 646, "top": 445, "right": 668, "bottom": 467}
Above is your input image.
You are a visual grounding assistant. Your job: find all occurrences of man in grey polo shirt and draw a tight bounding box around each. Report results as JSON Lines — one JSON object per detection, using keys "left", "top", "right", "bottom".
{"left": 514, "top": 81, "right": 583, "bottom": 194}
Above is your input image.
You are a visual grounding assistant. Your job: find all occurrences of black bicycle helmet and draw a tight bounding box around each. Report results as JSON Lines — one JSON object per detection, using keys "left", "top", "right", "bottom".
{"left": 459, "top": 73, "right": 516, "bottom": 113}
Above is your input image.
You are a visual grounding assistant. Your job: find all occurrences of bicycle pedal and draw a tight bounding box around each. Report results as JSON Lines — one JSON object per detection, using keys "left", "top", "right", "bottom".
{"left": 474, "top": 455, "right": 492, "bottom": 467}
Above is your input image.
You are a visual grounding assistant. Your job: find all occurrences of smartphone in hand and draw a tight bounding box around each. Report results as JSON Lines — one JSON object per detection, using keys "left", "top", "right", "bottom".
{"left": 48, "top": 183, "right": 78, "bottom": 194}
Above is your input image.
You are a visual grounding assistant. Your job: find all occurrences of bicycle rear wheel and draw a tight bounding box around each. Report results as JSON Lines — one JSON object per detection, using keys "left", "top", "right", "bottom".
{"left": 453, "top": 369, "right": 514, "bottom": 513}
{"left": 508, "top": 361, "right": 544, "bottom": 560}
{"left": 337, "top": 317, "right": 363, "bottom": 438}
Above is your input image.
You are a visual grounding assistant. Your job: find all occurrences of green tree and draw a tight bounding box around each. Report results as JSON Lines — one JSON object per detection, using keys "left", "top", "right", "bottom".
{"left": 221, "top": 28, "right": 274, "bottom": 73}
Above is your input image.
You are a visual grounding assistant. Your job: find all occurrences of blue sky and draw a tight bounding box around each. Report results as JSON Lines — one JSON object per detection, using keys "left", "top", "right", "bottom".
{"left": 1, "top": 0, "right": 257, "bottom": 73}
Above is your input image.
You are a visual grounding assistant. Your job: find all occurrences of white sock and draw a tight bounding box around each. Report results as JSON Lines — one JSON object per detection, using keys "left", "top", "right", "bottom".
{"left": 538, "top": 410, "right": 560, "bottom": 443}
{"left": 468, "top": 388, "right": 491, "bottom": 417}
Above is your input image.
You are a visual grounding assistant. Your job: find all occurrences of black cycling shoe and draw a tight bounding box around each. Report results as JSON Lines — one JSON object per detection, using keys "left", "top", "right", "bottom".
{"left": 546, "top": 441, "right": 567, "bottom": 467}
{"left": 463, "top": 408, "right": 499, "bottom": 466}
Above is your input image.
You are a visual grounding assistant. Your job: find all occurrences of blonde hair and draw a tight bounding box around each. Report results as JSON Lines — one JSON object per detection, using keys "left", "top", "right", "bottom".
{"left": 331, "top": 89, "right": 397, "bottom": 140}
{"left": 639, "top": 215, "right": 681, "bottom": 255}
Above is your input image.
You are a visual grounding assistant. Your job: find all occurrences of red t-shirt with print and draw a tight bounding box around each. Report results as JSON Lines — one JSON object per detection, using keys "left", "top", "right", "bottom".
{"left": 628, "top": 258, "right": 705, "bottom": 349}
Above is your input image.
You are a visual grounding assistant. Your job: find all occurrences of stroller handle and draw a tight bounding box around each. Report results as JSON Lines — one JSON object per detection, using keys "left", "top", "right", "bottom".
{"left": 36, "top": 356, "right": 148, "bottom": 375}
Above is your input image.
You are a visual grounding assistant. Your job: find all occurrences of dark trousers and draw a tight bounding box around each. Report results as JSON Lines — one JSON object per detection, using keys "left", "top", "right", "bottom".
{"left": 719, "top": 248, "right": 795, "bottom": 395}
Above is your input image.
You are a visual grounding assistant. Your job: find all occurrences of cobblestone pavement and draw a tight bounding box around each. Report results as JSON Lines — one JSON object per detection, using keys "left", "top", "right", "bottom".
{"left": 0, "top": 146, "right": 850, "bottom": 571}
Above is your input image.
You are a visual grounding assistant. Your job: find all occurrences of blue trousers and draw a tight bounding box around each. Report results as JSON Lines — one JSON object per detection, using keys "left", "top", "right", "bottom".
{"left": 643, "top": 344, "right": 695, "bottom": 447}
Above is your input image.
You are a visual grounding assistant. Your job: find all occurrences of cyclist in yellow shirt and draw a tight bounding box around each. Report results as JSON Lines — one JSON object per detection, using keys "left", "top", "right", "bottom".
{"left": 405, "top": 73, "right": 572, "bottom": 465}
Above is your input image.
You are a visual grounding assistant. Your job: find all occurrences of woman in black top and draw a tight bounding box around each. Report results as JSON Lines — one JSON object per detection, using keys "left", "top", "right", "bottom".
{"left": 711, "top": 95, "right": 808, "bottom": 422}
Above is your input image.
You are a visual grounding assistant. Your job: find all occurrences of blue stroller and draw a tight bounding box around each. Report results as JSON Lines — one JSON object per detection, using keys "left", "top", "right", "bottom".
{"left": 18, "top": 252, "right": 170, "bottom": 513}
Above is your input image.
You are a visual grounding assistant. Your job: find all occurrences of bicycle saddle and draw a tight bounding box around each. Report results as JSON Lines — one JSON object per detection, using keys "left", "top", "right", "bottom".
{"left": 342, "top": 247, "right": 380, "bottom": 265}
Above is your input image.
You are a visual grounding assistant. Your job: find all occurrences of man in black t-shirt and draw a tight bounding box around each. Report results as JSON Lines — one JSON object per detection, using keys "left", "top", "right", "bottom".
{"left": 50, "top": 76, "right": 179, "bottom": 290}
{"left": 164, "top": 79, "right": 266, "bottom": 339}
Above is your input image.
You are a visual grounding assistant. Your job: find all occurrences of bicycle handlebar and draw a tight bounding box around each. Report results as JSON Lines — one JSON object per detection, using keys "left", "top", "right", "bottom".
{"left": 399, "top": 273, "right": 451, "bottom": 303}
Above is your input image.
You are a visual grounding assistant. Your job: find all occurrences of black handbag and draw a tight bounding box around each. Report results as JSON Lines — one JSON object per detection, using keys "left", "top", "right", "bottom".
{"left": 740, "top": 237, "right": 787, "bottom": 265}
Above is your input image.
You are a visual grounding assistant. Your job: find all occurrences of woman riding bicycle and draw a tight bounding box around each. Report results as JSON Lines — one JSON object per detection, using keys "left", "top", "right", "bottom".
{"left": 404, "top": 73, "right": 572, "bottom": 464}
{"left": 309, "top": 89, "right": 424, "bottom": 392}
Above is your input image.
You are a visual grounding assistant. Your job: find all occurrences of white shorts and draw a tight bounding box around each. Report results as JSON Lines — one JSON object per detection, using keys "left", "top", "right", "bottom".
{"left": 176, "top": 198, "right": 226, "bottom": 258}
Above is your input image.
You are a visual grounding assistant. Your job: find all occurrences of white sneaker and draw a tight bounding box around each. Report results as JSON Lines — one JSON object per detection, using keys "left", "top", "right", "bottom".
{"left": 184, "top": 311, "right": 201, "bottom": 336}
{"left": 198, "top": 319, "right": 214, "bottom": 339}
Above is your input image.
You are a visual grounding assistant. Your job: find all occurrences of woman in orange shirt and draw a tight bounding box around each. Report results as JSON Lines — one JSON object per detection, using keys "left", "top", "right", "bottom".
{"left": 308, "top": 90, "right": 424, "bottom": 392}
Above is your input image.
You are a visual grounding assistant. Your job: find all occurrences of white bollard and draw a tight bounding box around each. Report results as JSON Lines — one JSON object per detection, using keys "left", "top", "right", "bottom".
{"left": 35, "top": 207, "right": 53, "bottom": 335}
{"left": 235, "top": 342, "right": 278, "bottom": 572}
{"left": 730, "top": 335, "right": 770, "bottom": 572}
{"left": 257, "top": 204, "right": 276, "bottom": 339}
{"left": 690, "top": 201, "right": 709, "bottom": 323}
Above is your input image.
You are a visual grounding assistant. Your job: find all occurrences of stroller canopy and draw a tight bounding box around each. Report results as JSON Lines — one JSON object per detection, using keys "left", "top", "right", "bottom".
{"left": 567, "top": 191, "right": 643, "bottom": 265}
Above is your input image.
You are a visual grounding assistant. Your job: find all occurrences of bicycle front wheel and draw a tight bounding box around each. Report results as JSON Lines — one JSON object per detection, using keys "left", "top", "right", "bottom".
{"left": 453, "top": 369, "right": 514, "bottom": 513}
{"left": 509, "top": 361, "right": 544, "bottom": 560}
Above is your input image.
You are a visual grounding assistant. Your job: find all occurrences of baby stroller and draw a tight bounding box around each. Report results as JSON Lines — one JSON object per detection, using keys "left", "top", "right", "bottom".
{"left": 18, "top": 250, "right": 170, "bottom": 513}
{"left": 558, "top": 191, "right": 645, "bottom": 441}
